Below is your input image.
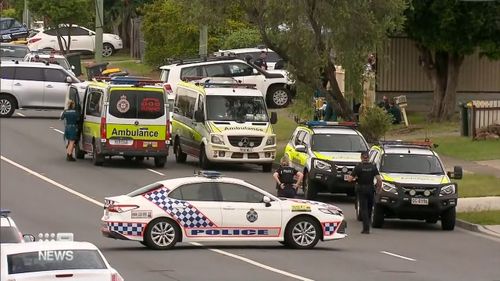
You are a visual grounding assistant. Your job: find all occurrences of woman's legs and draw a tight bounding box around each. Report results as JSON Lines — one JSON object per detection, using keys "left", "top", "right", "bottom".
{"left": 66, "top": 140, "right": 76, "bottom": 161}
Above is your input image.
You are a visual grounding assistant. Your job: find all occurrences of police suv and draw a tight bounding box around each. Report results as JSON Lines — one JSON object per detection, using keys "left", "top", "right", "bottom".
{"left": 284, "top": 121, "right": 369, "bottom": 199}
{"left": 171, "top": 79, "right": 277, "bottom": 172}
{"left": 369, "top": 141, "right": 462, "bottom": 230}
{"left": 101, "top": 171, "right": 346, "bottom": 250}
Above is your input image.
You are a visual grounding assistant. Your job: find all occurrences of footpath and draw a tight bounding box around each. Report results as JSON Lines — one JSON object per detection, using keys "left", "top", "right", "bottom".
{"left": 441, "top": 155, "right": 500, "bottom": 238}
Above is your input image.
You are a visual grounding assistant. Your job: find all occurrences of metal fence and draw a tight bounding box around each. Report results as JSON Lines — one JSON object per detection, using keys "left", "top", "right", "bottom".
{"left": 471, "top": 100, "right": 500, "bottom": 138}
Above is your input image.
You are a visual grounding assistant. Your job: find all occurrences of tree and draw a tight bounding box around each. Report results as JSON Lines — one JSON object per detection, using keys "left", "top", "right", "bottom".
{"left": 221, "top": 27, "right": 261, "bottom": 49}
{"left": 405, "top": 0, "right": 500, "bottom": 121}
{"left": 198, "top": 0, "right": 406, "bottom": 120}
{"left": 28, "top": 0, "right": 93, "bottom": 53}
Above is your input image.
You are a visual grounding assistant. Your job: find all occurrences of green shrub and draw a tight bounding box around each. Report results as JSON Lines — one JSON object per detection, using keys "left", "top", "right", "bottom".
{"left": 221, "top": 28, "right": 262, "bottom": 49}
{"left": 359, "top": 106, "right": 393, "bottom": 143}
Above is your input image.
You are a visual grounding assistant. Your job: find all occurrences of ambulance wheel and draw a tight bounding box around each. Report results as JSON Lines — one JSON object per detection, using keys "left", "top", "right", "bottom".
{"left": 262, "top": 163, "right": 272, "bottom": 173}
{"left": 144, "top": 218, "right": 180, "bottom": 250}
{"left": 441, "top": 208, "right": 456, "bottom": 231}
{"left": 304, "top": 177, "right": 318, "bottom": 200}
{"left": 0, "top": 94, "right": 16, "bottom": 117}
{"left": 285, "top": 216, "right": 320, "bottom": 249}
{"left": 75, "top": 143, "right": 85, "bottom": 159}
{"left": 174, "top": 139, "right": 187, "bottom": 163}
{"left": 372, "top": 204, "right": 384, "bottom": 228}
{"left": 199, "top": 145, "right": 211, "bottom": 169}
{"left": 135, "top": 156, "right": 144, "bottom": 162}
{"left": 92, "top": 142, "right": 104, "bottom": 166}
{"left": 154, "top": 156, "right": 166, "bottom": 168}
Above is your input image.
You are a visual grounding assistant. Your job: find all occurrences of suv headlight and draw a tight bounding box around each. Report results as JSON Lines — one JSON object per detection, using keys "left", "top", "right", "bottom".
{"left": 266, "top": 136, "right": 275, "bottom": 145}
{"left": 440, "top": 184, "right": 456, "bottom": 196}
{"left": 382, "top": 182, "right": 398, "bottom": 194}
{"left": 211, "top": 134, "right": 225, "bottom": 145}
{"left": 314, "top": 159, "right": 332, "bottom": 172}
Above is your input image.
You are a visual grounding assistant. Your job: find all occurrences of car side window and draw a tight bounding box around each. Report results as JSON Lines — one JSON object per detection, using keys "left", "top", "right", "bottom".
{"left": 44, "top": 29, "right": 58, "bottom": 36}
{"left": 175, "top": 94, "right": 196, "bottom": 119}
{"left": 227, "top": 63, "right": 253, "bottom": 77}
{"left": 180, "top": 66, "right": 201, "bottom": 80}
{"left": 169, "top": 182, "right": 218, "bottom": 201}
{"left": 0, "top": 67, "right": 15, "bottom": 80}
{"left": 294, "top": 130, "right": 305, "bottom": 146}
{"left": 70, "top": 27, "right": 89, "bottom": 36}
{"left": 85, "top": 90, "right": 102, "bottom": 117}
{"left": 44, "top": 69, "right": 67, "bottom": 83}
{"left": 302, "top": 132, "right": 311, "bottom": 147}
{"left": 14, "top": 67, "right": 43, "bottom": 81}
{"left": 204, "top": 64, "right": 226, "bottom": 77}
{"left": 197, "top": 95, "right": 204, "bottom": 115}
{"left": 217, "top": 183, "right": 264, "bottom": 203}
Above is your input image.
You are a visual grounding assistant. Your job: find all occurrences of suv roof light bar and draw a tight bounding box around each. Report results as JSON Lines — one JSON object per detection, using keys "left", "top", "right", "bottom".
{"left": 379, "top": 140, "right": 437, "bottom": 148}
{"left": 200, "top": 82, "right": 257, "bottom": 89}
{"left": 304, "top": 121, "right": 358, "bottom": 128}
{"left": 167, "top": 55, "right": 238, "bottom": 66}
{"left": 196, "top": 170, "right": 222, "bottom": 178}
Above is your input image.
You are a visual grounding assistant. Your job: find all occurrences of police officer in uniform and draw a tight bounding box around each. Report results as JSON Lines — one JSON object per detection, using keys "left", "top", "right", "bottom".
{"left": 273, "top": 156, "right": 303, "bottom": 198}
{"left": 348, "top": 151, "right": 382, "bottom": 234}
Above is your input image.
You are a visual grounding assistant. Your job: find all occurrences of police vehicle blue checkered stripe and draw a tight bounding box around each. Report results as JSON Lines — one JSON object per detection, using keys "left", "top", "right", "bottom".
{"left": 144, "top": 187, "right": 215, "bottom": 228}
{"left": 109, "top": 222, "right": 145, "bottom": 236}
{"left": 323, "top": 222, "right": 337, "bottom": 236}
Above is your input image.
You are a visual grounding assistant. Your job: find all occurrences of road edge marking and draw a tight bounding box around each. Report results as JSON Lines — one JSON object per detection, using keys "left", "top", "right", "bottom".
{"left": 190, "top": 242, "right": 315, "bottom": 281}
{"left": 16, "top": 112, "right": 26, "bottom": 117}
{"left": 147, "top": 169, "right": 165, "bottom": 176}
{"left": 50, "top": 127, "right": 64, "bottom": 134}
{"left": 1, "top": 155, "right": 103, "bottom": 207}
{"left": 380, "top": 251, "right": 417, "bottom": 261}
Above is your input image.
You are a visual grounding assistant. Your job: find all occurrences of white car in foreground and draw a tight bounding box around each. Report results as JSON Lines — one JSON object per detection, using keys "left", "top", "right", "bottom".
{"left": 101, "top": 171, "right": 346, "bottom": 249}
{"left": 27, "top": 24, "right": 122, "bottom": 57}
{"left": 1, "top": 238, "right": 124, "bottom": 280}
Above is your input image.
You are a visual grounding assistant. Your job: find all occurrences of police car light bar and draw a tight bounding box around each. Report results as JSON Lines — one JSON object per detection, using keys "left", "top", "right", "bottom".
{"left": 37, "top": 232, "right": 74, "bottom": 242}
{"left": 305, "top": 121, "right": 358, "bottom": 127}
{"left": 379, "top": 140, "right": 436, "bottom": 148}
{"left": 196, "top": 170, "right": 222, "bottom": 178}
{"left": 0, "top": 208, "right": 11, "bottom": 217}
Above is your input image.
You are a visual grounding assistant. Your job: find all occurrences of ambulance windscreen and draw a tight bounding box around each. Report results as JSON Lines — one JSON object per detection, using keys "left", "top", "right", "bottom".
{"left": 206, "top": 96, "right": 268, "bottom": 122}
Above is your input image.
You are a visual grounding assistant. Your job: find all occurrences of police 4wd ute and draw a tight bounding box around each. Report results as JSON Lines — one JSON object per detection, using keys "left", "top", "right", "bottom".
{"left": 284, "top": 121, "right": 369, "bottom": 199}
{"left": 70, "top": 77, "right": 170, "bottom": 167}
{"left": 171, "top": 80, "right": 277, "bottom": 172}
{"left": 368, "top": 141, "right": 463, "bottom": 230}
{"left": 101, "top": 171, "right": 346, "bottom": 250}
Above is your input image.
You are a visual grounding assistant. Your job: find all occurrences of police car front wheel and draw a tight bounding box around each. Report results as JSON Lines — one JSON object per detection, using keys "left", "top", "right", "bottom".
{"left": 144, "top": 218, "right": 180, "bottom": 250}
{"left": 285, "top": 216, "right": 320, "bottom": 249}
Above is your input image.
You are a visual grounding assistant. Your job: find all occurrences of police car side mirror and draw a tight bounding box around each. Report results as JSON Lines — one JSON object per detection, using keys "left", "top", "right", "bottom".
{"left": 448, "top": 166, "right": 463, "bottom": 180}
{"left": 270, "top": 111, "right": 277, "bottom": 124}
{"left": 295, "top": 145, "right": 307, "bottom": 153}
{"left": 71, "top": 65, "right": 76, "bottom": 70}
{"left": 23, "top": 233, "right": 36, "bottom": 242}
{"left": 194, "top": 110, "right": 204, "bottom": 122}
{"left": 263, "top": 196, "right": 272, "bottom": 207}
{"left": 65, "top": 76, "right": 73, "bottom": 83}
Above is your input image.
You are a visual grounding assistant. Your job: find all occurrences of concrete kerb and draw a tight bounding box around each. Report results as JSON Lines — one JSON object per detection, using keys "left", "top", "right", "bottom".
{"left": 456, "top": 219, "right": 500, "bottom": 239}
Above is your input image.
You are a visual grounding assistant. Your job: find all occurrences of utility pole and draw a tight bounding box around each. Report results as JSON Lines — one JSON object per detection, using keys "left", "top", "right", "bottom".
{"left": 199, "top": 25, "right": 208, "bottom": 59}
{"left": 94, "top": 0, "right": 104, "bottom": 63}
{"left": 22, "top": 0, "right": 30, "bottom": 27}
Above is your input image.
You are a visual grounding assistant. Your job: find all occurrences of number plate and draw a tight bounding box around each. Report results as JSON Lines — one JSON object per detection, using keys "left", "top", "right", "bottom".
{"left": 344, "top": 174, "right": 350, "bottom": 181}
{"left": 240, "top": 148, "right": 253, "bottom": 152}
{"left": 109, "top": 139, "right": 133, "bottom": 145}
{"left": 411, "top": 198, "right": 429, "bottom": 205}
{"left": 143, "top": 141, "right": 158, "bottom": 148}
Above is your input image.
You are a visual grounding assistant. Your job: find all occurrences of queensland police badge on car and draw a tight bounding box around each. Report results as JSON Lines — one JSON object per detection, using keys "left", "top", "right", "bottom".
{"left": 117, "top": 95, "right": 130, "bottom": 113}
{"left": 246, "top": 208, "right": 258, "bottom": 223}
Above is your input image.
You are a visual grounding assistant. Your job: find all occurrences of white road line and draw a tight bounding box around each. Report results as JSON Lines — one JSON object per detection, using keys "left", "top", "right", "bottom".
{"left": 380, "top": 251, "right": 417, "bottom": 261}
{"left": 2, "top": 156, "right": 315, "bottom": 281}
{"left": 147, "top": 169, "right": 165, "bottom": 176}
{"left": 16, "top": 112, "right": 26, "bottom": 117}
{"left": 0, "top": 156, "right": 103, "bottom": 207}
{"left": 190, "top": 242, "right": 314, "bottom": 281}
{"left": 49, "top": 127, "right": 64, "bottom": 134}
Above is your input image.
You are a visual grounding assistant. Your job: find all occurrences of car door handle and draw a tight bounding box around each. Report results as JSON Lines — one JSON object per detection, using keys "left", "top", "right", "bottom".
{"left": 46, "top": 85, "right": 53, "bottom": 88}
{"left": 223, "top": 207, "right": 235, "bottom": 210}
{"left": 14, "top": 83, "right": 21, "bottom": 86}
{"left": 72, "top": 39, "right": 78, "bottom": 41}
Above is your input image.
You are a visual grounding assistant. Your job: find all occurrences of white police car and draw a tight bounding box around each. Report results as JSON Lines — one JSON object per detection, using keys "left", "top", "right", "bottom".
{"left": 1, "top": 209, "right": 23, "bottom": 244}
{"left": 1, "top": 233, "right": 124, "bottom": 281}
{"left": 101, "top": 171, "right": 346, "bottom": 249}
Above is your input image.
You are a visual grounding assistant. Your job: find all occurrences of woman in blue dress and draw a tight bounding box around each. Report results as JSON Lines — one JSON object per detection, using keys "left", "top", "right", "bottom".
{"left": 61, "top": 100, "right": 79, "bottom": 161}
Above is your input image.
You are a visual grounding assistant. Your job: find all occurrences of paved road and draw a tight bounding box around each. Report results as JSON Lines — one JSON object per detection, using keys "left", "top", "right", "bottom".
{"left": 2, "top": 110, "right": 500, "bottom": 281}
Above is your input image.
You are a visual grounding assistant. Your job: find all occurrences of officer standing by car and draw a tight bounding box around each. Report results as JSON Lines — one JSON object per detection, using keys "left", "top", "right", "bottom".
{"left": 348, "top": 151, "right": 382, "bottom": 234}
{"left": 273, "top": 156, "right": 303, "bottom": 198}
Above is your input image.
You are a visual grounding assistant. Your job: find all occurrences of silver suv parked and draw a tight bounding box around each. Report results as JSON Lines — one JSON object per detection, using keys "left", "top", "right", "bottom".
{"left": 0, "top": 61, "right": 84, "bottom": 117}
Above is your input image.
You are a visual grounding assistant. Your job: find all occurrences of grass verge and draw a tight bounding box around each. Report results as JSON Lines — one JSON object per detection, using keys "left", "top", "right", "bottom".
{"left": 108, "top": 61, "right": 158, "bottom": 78}
{"left": 272, "top": 109, "right": 298, "bottom": 163}
{"left": 458, "top": 173, "right": 500, "bottom": 198}
{"left": 457, "top": 210, "right": 500, "bottom": 225}
{"left": 433, "top": 136, "right": 500, "bottom": 161}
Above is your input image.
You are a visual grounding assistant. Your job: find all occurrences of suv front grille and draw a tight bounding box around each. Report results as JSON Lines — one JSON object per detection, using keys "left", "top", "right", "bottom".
{"left": 402, "top": 186, "right": 437, "bottom": 197}
{"left": 228, "top": 136, "right": 263, "bottom": 147}
{"left": 334, "top": 162, "right": 356, "bottom": 174}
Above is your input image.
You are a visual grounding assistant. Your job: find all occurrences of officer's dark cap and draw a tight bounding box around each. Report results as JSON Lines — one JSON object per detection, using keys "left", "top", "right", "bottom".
{"left": 361, "top": 151, "right": 369, "bottom": 158}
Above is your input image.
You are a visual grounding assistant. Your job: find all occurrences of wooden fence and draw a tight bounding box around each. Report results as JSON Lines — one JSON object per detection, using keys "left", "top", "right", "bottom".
{"left": 471, "top": 100, "right": 500, "bottom": 138}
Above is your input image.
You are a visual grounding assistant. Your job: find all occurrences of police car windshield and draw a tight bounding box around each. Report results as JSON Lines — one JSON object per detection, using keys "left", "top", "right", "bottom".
{"left": 380, "top": 154, "right": 444, "bottom": 174}
{"left": 206, "top": 96, "right": 268, "bottom": 122}
{"left": 7, "top": 249, "right": 107, "bottom": 274}
{"left": 311, "top": 134, "right": 368, "bottom": 152}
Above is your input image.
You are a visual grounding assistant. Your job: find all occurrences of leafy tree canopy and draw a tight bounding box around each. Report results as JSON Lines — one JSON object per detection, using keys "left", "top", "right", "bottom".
{"left": 28, "top": 0, "right": 93, "bottom": 29}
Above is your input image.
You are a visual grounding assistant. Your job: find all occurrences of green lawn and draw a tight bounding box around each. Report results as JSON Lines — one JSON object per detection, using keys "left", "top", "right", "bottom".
{"left": 458, "top": 173, "right": 500, "bottom": 198}
{"left": 457, "top": 210, "right": 500, "bottom": 225}
{"left": 108, "top": 61, "right": 158, "bottom": 78}
{"left": 433, "top": 136, "right": 500, "bottom": 161}
{"left": 272, "top": 109, "right": 298, "bottom": 162}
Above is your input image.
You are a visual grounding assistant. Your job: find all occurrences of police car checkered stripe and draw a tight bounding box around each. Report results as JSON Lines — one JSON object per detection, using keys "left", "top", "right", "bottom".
{"left": 144, "top": 187, "right": 216, "bottom": 228}
{"left": 323, "top": 222, "right": 337, "bottom": 236}
{"left": 108, "top": 222, "right": 145, "bottom": 236}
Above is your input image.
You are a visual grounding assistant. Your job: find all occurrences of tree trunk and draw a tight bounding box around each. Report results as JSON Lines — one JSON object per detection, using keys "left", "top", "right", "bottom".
{"left": 440, "top": 53, "right": 464, "bottom": 121}
{"left": 324, "top": 61, "right": 354, "bottom": 120}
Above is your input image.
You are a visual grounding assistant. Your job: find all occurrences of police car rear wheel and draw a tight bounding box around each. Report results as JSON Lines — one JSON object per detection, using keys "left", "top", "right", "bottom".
{"left": 441, "top": 208, "right": 456, "bottom": 231}
{"left": 285, "top": 216, "right": 320, "bottom": 249}
{"left": 144, "top": 218, "right": 180, "bottom": 250}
